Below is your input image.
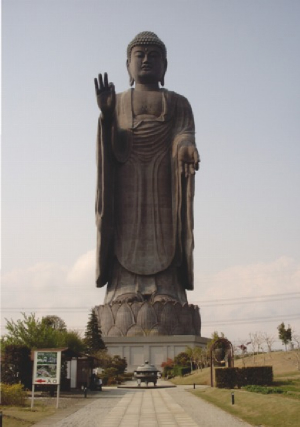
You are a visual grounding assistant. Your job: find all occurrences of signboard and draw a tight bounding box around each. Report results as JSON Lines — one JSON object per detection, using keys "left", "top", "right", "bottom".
{"left": 33, "top": 351, "right": 61, "bottom": 385}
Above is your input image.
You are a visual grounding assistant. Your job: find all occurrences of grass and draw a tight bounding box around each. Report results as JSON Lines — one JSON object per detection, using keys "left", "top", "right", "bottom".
{"left": 0, "top": 392, "right": 86, "bottom": 427}
{"left": 190, "top": 387, "right": 300, "bottom": 427}
{"left": 171, "top": 350, "right": 300, "bottom": 427}
{"left": 0, "top": 400, "right": 57, "bottom": 427}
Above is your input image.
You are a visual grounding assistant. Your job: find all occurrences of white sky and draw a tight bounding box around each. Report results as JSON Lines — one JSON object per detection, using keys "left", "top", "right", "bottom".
{"left": 2, "top": 0, "right": 300, "bottom": 350}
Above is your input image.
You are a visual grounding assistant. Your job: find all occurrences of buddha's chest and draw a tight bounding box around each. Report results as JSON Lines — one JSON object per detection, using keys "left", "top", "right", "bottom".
{"left": 132, "top": 91, "right": 163, "bottom": 117}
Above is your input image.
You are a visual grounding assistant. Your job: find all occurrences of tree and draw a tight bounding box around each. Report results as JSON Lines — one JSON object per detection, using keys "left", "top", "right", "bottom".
{"left": 236, "top": 339, "right": 251, "bottom": 367}
{"left": 249, "top": 332, "right": 265, "bottom": 363}
{"left": 292, "top": 333, "right": 300, "bottom": 371}
{"left": 93, "top": 349, "right": 112, "bottom": 368}
{"left": 161, "top": 358, "right": 174, "bottom": 378}
{"left": 174, "top": 351, "right": 190, "bottom": 367}
{"left": 2, "top": 313, "right": 85, "bottom": 352}
{"left": 64, "top": 330, "right": 86, "bottom": 353}
{"left": 42, "top": 315, "right": 67, "bottom": 331}
{"left": 110, "top": 355, "right": 127, "bottom": 375}
{"left": 278, "top": 322, "right": 292, "bottom": 351}
{"left": 3, "top": 313, "right": 63, "bottom": 349}
{"left": 193, "top": 347, "right": 205, "bottom": 371}
{"left": 1, "top": 345, "right": 32, "bottom": 388}
{"left": 161, "top": 358, "right": 174, "bottom": 369}
{"left": 262, "top": 332, "right": 276, "bottom": 353}
{"left": 84, "top": 310, "right": 105, "bottom": 354}
{"left": 207, "top": 331, "right": 226, "bottom": 352}
{"left": 100, "top": 354, "right": 127, "bottom": 385}
{"left": 185, "top": 346, "right": 195, "bottom": 372}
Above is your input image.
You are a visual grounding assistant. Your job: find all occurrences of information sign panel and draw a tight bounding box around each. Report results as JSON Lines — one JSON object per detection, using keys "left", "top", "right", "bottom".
{"left": 33, "top": 351, "right": 61, "bottom": 385}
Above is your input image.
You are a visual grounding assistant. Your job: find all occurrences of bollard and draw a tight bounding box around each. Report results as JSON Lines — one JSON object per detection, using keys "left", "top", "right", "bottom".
{"left": 82, "top": 385, "right": 88, "bottom": 398}
{"left": 193, "top": 383, "right": 195, "bottom": 389}
{"left": 231, "top": 391, "right": 235, "bottom": 405}
{"left": 0, "top": 411, "right": 2, "bottom": 427}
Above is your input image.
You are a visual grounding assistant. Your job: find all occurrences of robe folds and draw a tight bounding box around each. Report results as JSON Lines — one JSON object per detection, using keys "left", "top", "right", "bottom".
{"left": 95, "top": 88, "right": 196, "bottom": 303}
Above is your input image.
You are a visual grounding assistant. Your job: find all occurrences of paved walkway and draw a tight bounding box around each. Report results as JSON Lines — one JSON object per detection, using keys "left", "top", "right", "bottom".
{"left": 33, "top": 383, "right": 252, "bottom": 427}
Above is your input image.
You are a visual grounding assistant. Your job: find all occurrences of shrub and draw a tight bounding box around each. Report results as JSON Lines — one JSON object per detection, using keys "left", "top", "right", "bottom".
{"left": 0, "top": 383, "right": 27, "bottom": 406}
{"left": 215, "top": 366, "right": 273, "bottom": 388}
{"left": 243, "top": 385, "right": 284, "bottom": 394}
{"left": 101, "top": 367, "right": 119, "bottom": 385}
{"left": 119, "top": 372, "right": 134, "bottom": 380}
{"left": 162, "top": 366, "right": 173, "bottom": 378}
{"left": 173, "top": 365, "right": 191, "bottom": 377}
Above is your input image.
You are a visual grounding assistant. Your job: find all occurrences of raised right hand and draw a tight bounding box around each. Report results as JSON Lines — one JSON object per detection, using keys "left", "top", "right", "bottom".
{"left": 94, "top": 72, "right": 116, "bottom": 118}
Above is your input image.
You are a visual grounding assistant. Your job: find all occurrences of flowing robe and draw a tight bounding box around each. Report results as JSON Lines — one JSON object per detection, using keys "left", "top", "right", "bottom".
{"left": 96, "top": 89, "right": 196, "bottom": 304}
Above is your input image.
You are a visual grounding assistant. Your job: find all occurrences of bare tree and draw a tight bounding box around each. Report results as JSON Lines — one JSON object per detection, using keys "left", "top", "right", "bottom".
{"left": 185, "top": 346, "right": 195, "bottom": 372}
{"left": 262, "top": 332, "right": 276, "bottom": 356}
{"left": 292, "top": 333, "right": 300, "bottom": 371}
{"left": 193, "top": 347, "right": 204, "bottom": 371}
{"left": 237, "top": 339, "right": 251, "bottom": 367}
{"left": 249, "top": 332, "right": 264, "bottom": 363}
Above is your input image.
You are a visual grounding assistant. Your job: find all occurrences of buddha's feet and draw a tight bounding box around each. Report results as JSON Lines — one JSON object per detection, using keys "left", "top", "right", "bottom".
{"left": 113, "top": 292, "right": 144, "bottom": 304}
{"left": 151, "top": 294, "right": 183, "bottom": 304}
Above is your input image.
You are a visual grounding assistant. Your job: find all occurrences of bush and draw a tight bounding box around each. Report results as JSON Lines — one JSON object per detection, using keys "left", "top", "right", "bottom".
{"left": 0, "top": 383, "right": 27, "bottom": 406}
{"left": 243, "top": 385, "right": 284, "bottom": 394}
{"left": 215, "top": 366, "right": 273, "bottom": 388}
{"left": 100, "top": 367, "right": 118, "bottom": 385}
{"left": 173, "top": 365, "right": 191, "bottom": 377}
{"left": 162, "top": 366, "right": 174, "bottom": 378}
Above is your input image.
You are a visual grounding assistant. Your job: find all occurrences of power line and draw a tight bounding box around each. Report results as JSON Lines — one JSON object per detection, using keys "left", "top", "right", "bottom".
{"left": 1, "top": 309, "right": 299, "bottom": 327}
{"left": 192, "top": 292, "right": 300, "bottom": 305}
{"left": 2, "top": 292, "right": 300, "bottom": 312}
{"left": 196, "top": 296, "right": 300, "bottom": 307}
{"left": 204, "top": 313, "right": 300, "bottom": 326}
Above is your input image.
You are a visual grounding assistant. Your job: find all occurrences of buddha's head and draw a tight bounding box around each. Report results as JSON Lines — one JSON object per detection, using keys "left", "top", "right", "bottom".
{"left": 127, "top": 31, "right": 168, "bottom": 87}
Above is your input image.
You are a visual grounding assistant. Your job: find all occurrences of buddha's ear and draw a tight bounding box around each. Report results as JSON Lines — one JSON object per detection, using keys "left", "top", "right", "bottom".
{"left": 126, "top": 59, "right": 134, "bottom": 86}
{"left": 160, "top": 58, "right": 168, "bottom": 87}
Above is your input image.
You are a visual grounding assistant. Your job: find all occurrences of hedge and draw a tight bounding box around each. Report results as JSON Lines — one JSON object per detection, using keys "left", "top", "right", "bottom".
{"left": 215, "top": 366, "right": 273, "bottom": 388}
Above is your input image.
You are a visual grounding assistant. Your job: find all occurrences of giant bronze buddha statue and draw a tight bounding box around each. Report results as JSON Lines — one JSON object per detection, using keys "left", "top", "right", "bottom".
{"left": 94, "top": 31, "right": 199, "bottom": 313}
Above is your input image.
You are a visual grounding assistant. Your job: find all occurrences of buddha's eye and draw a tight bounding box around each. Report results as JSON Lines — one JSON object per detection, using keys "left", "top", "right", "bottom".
{"left": 134, "top": 52, "right": 145, "bottom": 58}
{"left": 149, "top": 51, "right": 161, "bottom": 59}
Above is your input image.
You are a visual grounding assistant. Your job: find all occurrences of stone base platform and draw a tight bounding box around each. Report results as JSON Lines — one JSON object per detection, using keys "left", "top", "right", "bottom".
{"left": 103, "top": 335, "right": 209, "bottom": 372}
{"left": 94, "top": 301, "right": 201, "bottom": 337}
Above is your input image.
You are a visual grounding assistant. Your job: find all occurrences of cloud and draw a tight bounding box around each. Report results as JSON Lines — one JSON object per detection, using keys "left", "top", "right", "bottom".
{"left": 2, "top": 262, "right": 68, "bottom": 290}
{"left": 194, "top": 256, "right": 299, "bottom": 299}
{"left": 66, "top": 250, "right": 95, "bottom": 286}
{"left": 1, "top": 250, "right": 105, "bottom": 335}
{"left": 2, "top": 255, "right": 299, "bottom": 347}
{"left": 191, "top": 257, "right": 300, "bottom": 346}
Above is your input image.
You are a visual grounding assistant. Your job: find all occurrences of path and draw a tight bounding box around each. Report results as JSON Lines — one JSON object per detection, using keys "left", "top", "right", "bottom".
{"left": 33, "top": 383, "right": 252, "bottom": 427}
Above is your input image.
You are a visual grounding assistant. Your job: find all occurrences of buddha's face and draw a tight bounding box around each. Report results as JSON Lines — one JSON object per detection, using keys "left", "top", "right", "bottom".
{"left": 127, "top": 45, "right": 167, "bottom": 85}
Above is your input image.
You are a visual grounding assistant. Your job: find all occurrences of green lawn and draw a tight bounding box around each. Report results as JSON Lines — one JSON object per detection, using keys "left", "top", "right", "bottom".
{"left": 171, "top": 350, "right": 300, "bottom": 427}
{"left": 191, "top": 386, "right": 300, "bottom": 427}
